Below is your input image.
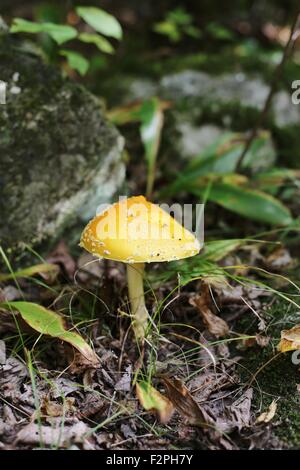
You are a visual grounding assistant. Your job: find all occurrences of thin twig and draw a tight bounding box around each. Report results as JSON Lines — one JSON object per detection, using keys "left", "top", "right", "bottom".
{"left": 236, "top": 10, "right": 300, "bottom": 172}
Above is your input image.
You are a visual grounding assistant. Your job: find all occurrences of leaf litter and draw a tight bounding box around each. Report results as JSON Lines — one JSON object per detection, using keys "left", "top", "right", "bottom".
{"left": 0, "top": 236, "right": 298, "bottom": 449}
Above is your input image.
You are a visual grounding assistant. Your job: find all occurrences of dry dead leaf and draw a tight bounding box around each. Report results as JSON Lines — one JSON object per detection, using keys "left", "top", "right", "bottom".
{"left": 0, "top": 355, "right": 28, "bottom": 398}
{"left": 242, "top": 334, "right": 270, "bottom": 349}
{"left": 136, "top": 381, "right": 174, "bottom": 424}
{"left": 190, "top": 285, "right": 229, "bottom": 338}
{"left": 79, "top": 393, "right": 107, "bottom": 419}
{"left": 67, "top": 349, "right": 99, "bottom": 375}
{"left": 40, "top": 396, "right": 75, "bottom": 417}
{"left": 46, "top": 240, "right": 76, "bottom": 279}
{"left": 162, "top": 376, "right": 207, "bottom": 426}
{"left": 229, "top": 388, "right": 253, "bottom": 430}
{"left": 0, "top": 339, "right": 6, "bottom": 365}
{"left": 256, "top": 400, "right": 277, "bottom": 424}
{"left": 278, "top": 325, "right": 300, "bottom": 352}
{"left": 265, "top": 247, "right": 293, "bottom": 272}
{"left": 115, "top": 365, "right": 132, "bottom": 392}
{"left": 16, "top": 419, "right": 91, "bottom": 448}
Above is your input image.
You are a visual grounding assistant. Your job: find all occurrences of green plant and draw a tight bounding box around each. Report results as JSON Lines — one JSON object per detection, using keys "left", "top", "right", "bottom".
{"left": 153, "top": 7, "right": 201, "bottom": 43}
{"left": 160, "top": 132, "right": 299, "bottom": 227}
{"left": 10, "top": 6, "right": 123, "bottom": 75}
{"left": 108, "top": 98, "right": 167, "bottom": 199}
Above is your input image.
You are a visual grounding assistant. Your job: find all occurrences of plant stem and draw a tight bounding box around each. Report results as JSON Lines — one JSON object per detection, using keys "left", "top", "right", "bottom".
{"left": 235, "top": 9, "right": 300, "bottom": 172}
{"left": 126, "top": 263, "right": 149, "bottom": 341}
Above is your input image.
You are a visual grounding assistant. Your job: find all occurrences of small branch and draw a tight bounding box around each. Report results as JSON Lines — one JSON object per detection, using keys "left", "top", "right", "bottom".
{"left": 235, "top": 10, "right": 300, "bottom": 173}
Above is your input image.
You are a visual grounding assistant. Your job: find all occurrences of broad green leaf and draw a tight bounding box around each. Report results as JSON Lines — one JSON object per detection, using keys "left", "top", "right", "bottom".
{"left": 11, "top": 18, "right": 77, "bottom": 44}
{"left": 0, "top": 263, "right": 59, "bottom": 282}
{"left": 202, "top": 239, "right": 246, "bottom": 261}
{"left": 108, "top": 102, "right": 143, "bottom": 126}
{"left": 11, "top": 18, "right": 42, "bottom": 34}
{"left": 168, "top": 7, "right": 194, "bottom": 26}
{"left": 192, "top": 183, "right": 293, "bottom": 226}
{"left": 206, "top": 22, "right": 235, "bottom": 40}
{"left": 79, "top": 32, "right": 114, "bottom": 54}
{"left": 162, "top": 132, "right": 272, "bottom": 197}
{"left": 153, "top": 21, "right": 181, "bottom": 42}
{"left": 76, "top": 6, "right": 122, "bottom": 40}
{"left": 1, "top": 301, "right": 99, "bottom": 365}
{"left": 60, "top": 50, "right": 90, "bottom": 76}
{"left": 148, "top": 256, "right": 225, "bottom": 286}
{"left": 253, "top": 168, "right": 300, "bottom": 194}
{"left": 150, "top": 238, "right": 262, "bottom": 286}
{"left": 137, "top": 98, "right": 164, "bottom": 197}
{"left": 136, "top": 381, "right": 174, "bottom": 424}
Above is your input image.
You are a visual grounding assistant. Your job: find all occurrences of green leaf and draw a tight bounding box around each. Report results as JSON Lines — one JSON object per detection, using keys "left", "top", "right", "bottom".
{"left": 0, "top": 263, "right": 59, "bottom": 282}
{"left": 1, "top": 301, "right": 99, "bottom": 365}
{"left": 192, "top": 183, "right": 293, "bottom": 226}
{"left": 206, "top": 22, "right": 235, "bottom": 40}
{"left": 153, "top": 21, "right": 181, "bottom": 42}
{"left": 137, "top": 98, "right": 164, "bottom": 197}
{"left": 253, "top": 168, "right": 300, "bottom": 194}
{"left": 60, "top": 50, "right": 90, "bottom": 76}
{"left": 79, "top": 32, "right": 114, "bottom": 54}
{"left": 108, "top": 102, "right": 144, "bottom": 126}
{"left": 160, "top": 133, "right": 241, "bottom": 197}
{"left": 76, "top": 6, "right": 122, "bottom": 40}
{"left": 202, "top": 239, "right": 246, "bottom": 262}
{"left": 11, "top": 18, "right": 77, "bottom": 45}
{"left": 168, "top": 7, "right": 193, "bottom": 26}
{"left": 136, "top": 381, "right": 174, "bottom": 424}
{"left": 11, "top": 18, "right": 42, "bottom": 34}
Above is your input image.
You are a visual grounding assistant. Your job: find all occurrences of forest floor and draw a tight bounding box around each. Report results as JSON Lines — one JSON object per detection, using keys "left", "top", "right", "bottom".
{"left": 1, "top": 209, "right": 300, "bottom": 450}
{"left": 1, "top": 1, "right": 300, "bottom": 451}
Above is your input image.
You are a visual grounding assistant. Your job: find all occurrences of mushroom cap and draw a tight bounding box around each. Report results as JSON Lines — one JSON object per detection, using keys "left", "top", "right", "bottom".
{"left": 80, "top": 196, "right": 201, "bottom": 263}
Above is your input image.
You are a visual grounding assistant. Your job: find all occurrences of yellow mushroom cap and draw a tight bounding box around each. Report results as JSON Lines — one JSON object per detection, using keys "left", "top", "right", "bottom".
{"left": 80, "top": 196, "right": 201, "bottom": 263}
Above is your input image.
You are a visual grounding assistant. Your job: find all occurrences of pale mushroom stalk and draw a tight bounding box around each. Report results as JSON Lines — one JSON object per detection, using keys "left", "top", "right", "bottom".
{"left": 126, "top": 263, "right": 149, "bottom": 340}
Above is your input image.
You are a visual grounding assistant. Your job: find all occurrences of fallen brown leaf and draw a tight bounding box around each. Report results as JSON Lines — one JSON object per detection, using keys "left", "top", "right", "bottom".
{"left": 256, "top": 400, "right": 277, "bottom": 424}
{"left": 229, "top": 388, "right": 253, "bottom": 430}
{"left": 46, "top": 240, "right": 76, "bottom": 279}
{"left": 190, "top": 285, "right": 229, "bottom": 338}
{"left": 16, "top": 419, "right": 91, "bottom": 448}
{"left": 279, "top": 325, "right": 300, "bottom": 352}
{"left": 40, "top": 396, "right": 75, "bottom": 417}
{"left": 136, "top": 381, "right": 174, "bottom": 424}
{"left": 265, "top": 247, "right": 293, "bottom": 272}
{"left": 161, "top": 376, "right": 207, "bottom": 426}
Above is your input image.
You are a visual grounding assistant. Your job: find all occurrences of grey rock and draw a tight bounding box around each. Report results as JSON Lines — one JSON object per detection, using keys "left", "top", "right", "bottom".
{"left": 123, "top": 69, "right": 299, "bottom": 167}
{"left": 176, "top": 123, "right": 223, "bottom": 160}
{"left": 0, "top": 32, "right": 125, "bottom": 253}
{"left": 272, "top": 90, "right": 300, "bottom": 127}
{"left": 160, "top": 71, "right": 271, "bottom": 109}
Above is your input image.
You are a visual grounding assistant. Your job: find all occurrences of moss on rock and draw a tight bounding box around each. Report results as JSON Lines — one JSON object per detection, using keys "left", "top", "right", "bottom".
{"left": 0, "top": 32, "right": 125, "bottom": 256}
{"left": 238, "top": 301, "right": 300, "bottom": 448}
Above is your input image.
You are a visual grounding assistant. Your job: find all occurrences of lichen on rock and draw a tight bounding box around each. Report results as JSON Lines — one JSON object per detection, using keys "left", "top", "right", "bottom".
{"left": 0, "top": 28, "right": 125, "bottom": 255}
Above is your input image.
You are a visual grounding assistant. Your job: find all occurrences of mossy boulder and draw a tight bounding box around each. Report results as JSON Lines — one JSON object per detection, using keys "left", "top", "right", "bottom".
{"left": 0, "top": 30, "right": 125, "bottom": 256}
{"left": 105, "top": 69, "right": 300, "bottom": 168}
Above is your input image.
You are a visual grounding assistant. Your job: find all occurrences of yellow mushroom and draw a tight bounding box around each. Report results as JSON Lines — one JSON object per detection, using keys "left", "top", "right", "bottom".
{"left": 80, "top": 196, "right": 200, "bottom": 340}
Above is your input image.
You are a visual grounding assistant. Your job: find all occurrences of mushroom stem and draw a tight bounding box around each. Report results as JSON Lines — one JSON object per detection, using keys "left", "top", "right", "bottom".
{"left": 126, "top": 263, "right": 149, "bottom": 340}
